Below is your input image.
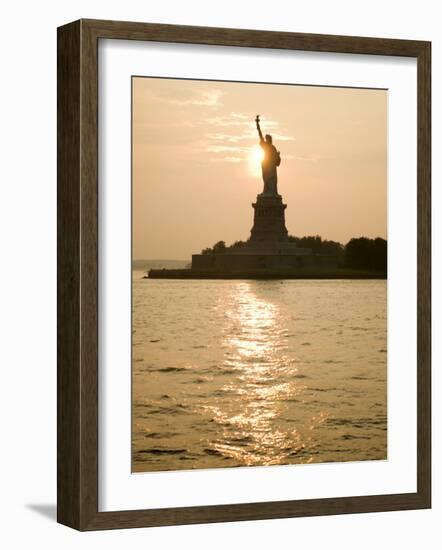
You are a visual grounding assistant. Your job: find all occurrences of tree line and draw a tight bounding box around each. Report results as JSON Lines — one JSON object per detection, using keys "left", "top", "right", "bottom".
{"left": 201, "top": 235, "right": 387, "bottom": 273}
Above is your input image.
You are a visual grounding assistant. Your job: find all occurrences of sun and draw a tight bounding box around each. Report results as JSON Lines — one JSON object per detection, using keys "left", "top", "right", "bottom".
{"left": 248, "top": 146, "right": 264, "bottom": 177}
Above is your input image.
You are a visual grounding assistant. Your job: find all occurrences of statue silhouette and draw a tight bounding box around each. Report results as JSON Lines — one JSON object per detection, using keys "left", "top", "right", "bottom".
{"left": 255, "top": 115, "right": 281, "bottom": 196}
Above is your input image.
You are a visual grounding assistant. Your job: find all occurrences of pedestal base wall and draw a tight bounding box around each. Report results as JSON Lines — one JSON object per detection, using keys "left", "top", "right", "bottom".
{"left": 192, "top": 252, "right": 337, "bottom": 272}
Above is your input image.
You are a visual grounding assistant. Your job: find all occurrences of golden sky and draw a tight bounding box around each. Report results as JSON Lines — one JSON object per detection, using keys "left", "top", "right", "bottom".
{"left": 132, "top": 77, "right": 387, "bottom": 260}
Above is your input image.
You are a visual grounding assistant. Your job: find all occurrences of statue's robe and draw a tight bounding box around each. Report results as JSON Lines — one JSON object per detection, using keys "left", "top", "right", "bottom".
{"left": 260, "top": 141, "right": 280, "bottom": 195}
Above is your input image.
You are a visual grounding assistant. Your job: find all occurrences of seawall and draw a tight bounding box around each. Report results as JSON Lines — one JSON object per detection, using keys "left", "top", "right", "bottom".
{"left": 146, "top": 269, "right": 387, "bottom": 280}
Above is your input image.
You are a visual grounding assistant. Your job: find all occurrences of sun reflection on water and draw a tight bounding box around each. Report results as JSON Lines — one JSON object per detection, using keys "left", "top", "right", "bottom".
{"left": 204, "top": 282, "right": 317, "bottom": 466}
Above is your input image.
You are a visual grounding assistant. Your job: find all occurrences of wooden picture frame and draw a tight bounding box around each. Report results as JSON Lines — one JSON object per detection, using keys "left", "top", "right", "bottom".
{"left": 57, "top": 18, "right": 431, "bottom": 530}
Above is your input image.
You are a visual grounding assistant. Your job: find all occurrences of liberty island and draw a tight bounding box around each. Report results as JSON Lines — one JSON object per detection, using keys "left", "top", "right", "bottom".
{"left": 148, "top": 116, "right": 381, "bottom": 279}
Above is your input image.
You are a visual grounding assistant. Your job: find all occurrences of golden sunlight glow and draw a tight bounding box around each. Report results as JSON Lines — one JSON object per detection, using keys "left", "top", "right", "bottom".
{"left": 200, "top": 282, "right": 319, "bottom": 466}
{"left": 248, "top": 146, "right": 264, "bottom": 177}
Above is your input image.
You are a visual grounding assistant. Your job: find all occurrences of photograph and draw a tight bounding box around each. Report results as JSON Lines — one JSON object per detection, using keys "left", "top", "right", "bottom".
{"left": 131, "top": 76, "right": 388, "bottom": 473}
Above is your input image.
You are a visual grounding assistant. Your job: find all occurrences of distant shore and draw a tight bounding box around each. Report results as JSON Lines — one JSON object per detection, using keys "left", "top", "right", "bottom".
{"left": 146, "top": 268, "right": 387, "bottom": 280}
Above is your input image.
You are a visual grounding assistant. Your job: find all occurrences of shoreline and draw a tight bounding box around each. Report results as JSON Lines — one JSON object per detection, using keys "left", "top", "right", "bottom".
{"left": 146, "top": 268, "right": 387, "bottom": 280}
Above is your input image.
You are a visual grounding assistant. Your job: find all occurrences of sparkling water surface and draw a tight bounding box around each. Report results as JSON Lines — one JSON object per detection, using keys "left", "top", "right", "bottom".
{"left": 132, "top": 276, "right": 387, "bottom": 472}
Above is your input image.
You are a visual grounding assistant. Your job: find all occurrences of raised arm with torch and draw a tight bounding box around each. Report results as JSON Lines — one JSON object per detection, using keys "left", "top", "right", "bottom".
{"left": 255, "top": 114, "right": 264, "bottom": 142}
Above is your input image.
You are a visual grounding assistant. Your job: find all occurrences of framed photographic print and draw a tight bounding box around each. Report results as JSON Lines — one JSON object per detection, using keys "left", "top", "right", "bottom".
{"left": 57, "top": 19, "right": 431, "bottom": 530}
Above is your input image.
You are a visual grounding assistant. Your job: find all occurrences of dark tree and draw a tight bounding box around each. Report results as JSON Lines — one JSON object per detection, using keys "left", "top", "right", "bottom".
{"left": 344, "top": 237, "right": 387, "bottom": 272}
{"left": 212, "top": 240, "right": 227, "bottom": 254}
{"left": 287, "top": 234, "right": 344, "bottom": 263}
{"left": 229, "top": 240, "right": 246, "bottom": 249}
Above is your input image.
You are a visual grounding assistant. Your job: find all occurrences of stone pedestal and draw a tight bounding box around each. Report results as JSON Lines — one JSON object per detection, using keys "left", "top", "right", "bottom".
{"left": 189, "top": 186, "right": 338, "bottom": 275}
{"left": 250, "top": 193, "right": 288, "bottom": 243}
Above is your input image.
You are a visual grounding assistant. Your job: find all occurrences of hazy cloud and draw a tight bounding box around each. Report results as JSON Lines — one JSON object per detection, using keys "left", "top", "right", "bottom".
{"left": 206, "top": 144, "right": 250, "bottom": 154}
{"left": 144, "top": 88, "right": 224, "bottom": 108}
{"left": 209, "top": 156, "right": 242, "bottom": 163}
{"left": 202, "top": 112, "right": 294, "bottom": 160}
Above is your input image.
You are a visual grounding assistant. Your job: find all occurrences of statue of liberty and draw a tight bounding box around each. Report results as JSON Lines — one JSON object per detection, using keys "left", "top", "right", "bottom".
{"left": 255, "top": 115, "right": 281, "bottom": 196}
